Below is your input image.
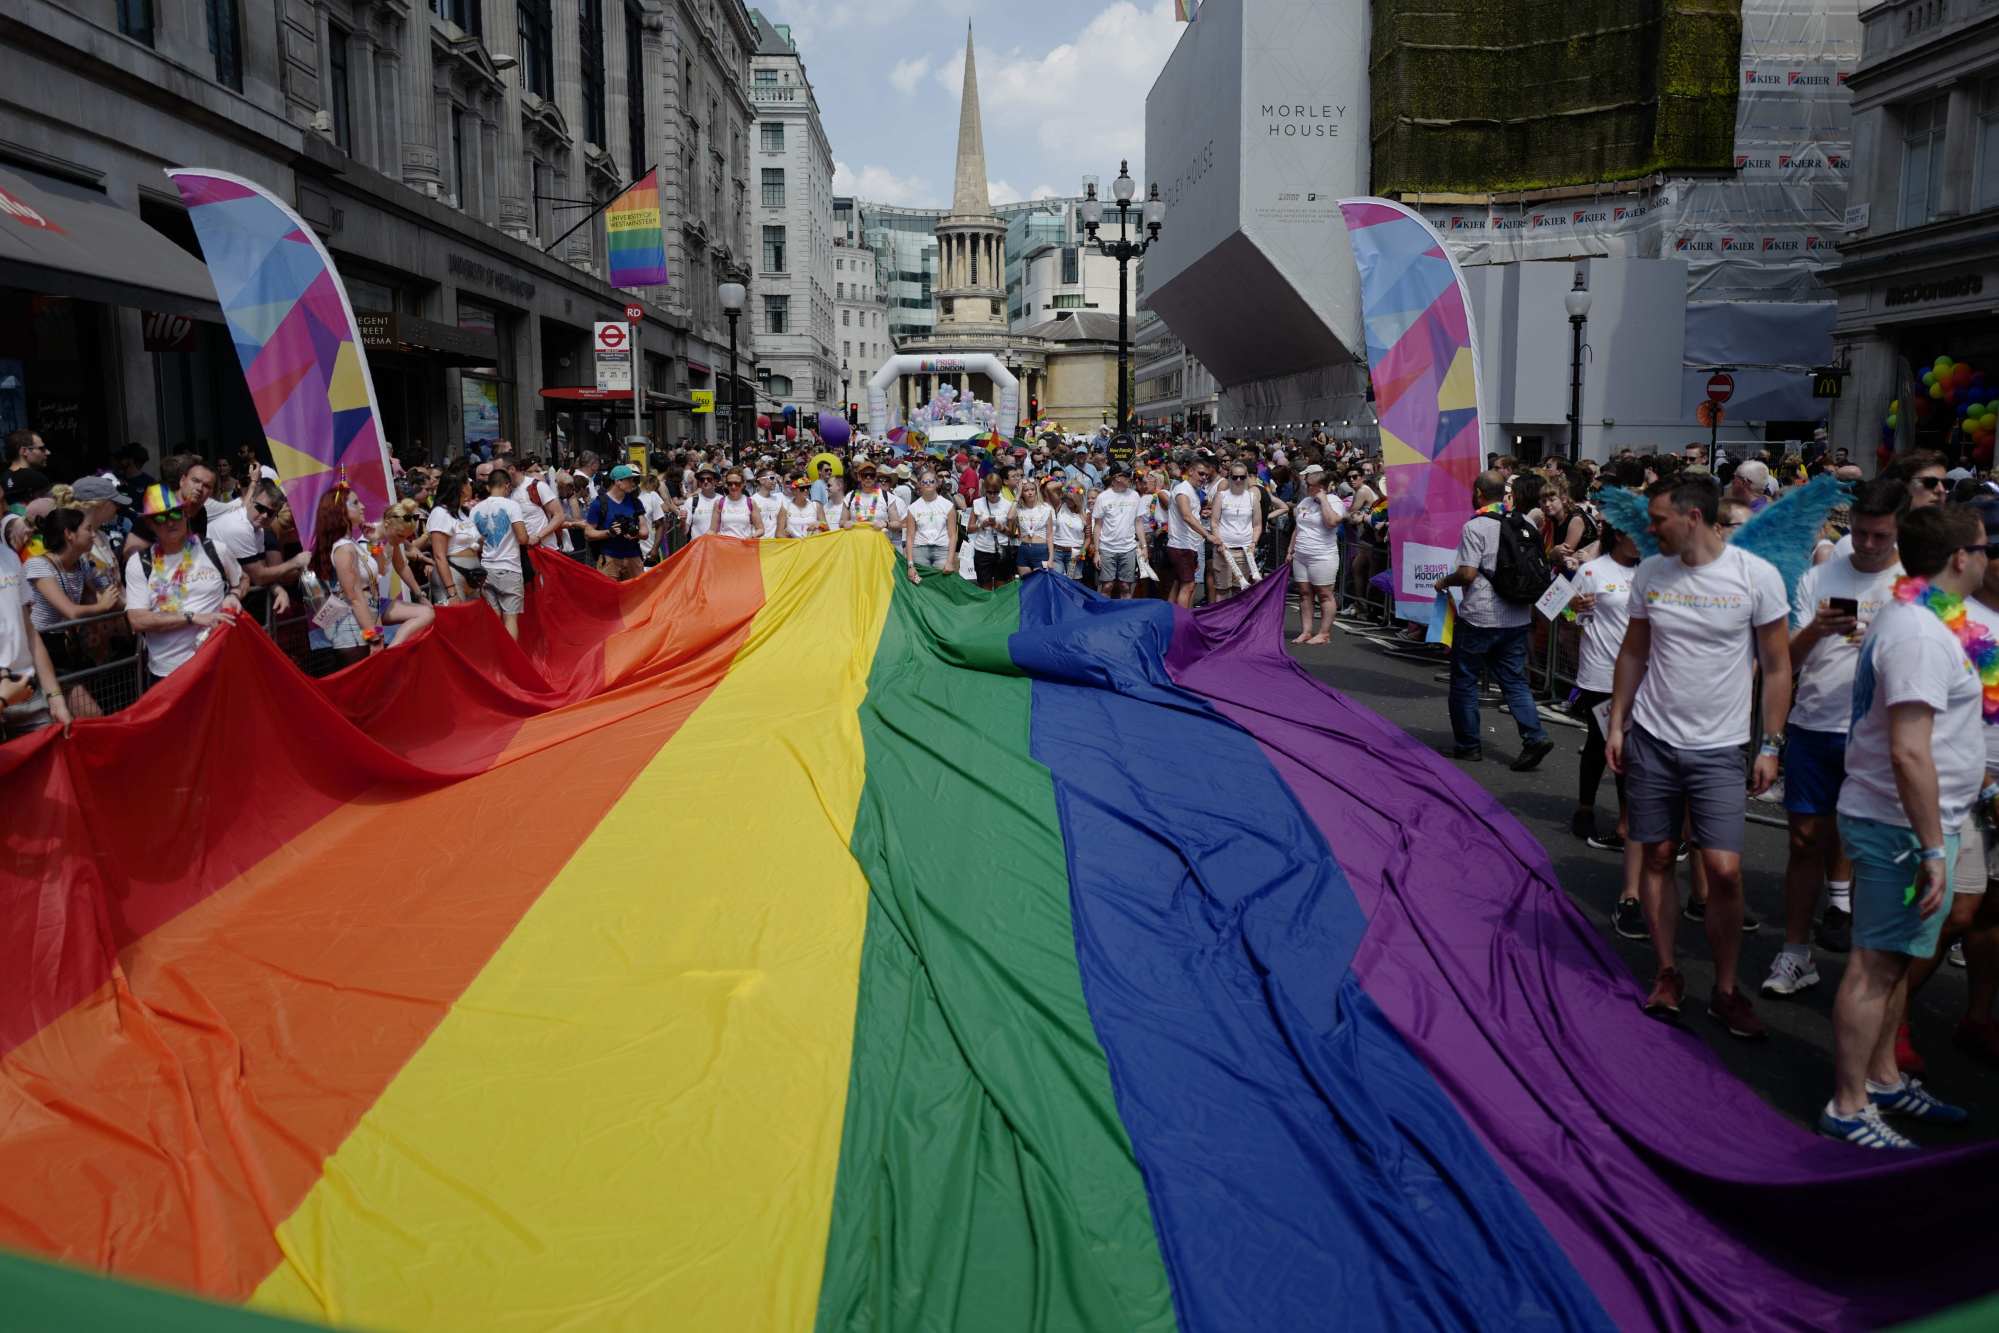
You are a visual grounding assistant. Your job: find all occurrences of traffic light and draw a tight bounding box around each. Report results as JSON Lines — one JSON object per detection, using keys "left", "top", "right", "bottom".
{"left": 848, "top": 401, "right": 859, "bottom": 425}
{"left": 1028, "top": 395, "right": 1040, "bottom": 420}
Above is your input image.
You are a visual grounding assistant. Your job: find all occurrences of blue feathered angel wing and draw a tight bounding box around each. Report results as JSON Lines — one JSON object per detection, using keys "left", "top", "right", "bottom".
{"left": 1594, "top": 485, "right": 1658, "bottom": 559}
{"left": 1728, "top": 472, "right": 1855, "bottom": 621}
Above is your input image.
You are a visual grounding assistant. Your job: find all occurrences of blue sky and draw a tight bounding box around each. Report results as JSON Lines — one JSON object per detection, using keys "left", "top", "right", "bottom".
{"left": 756, "top": 0, "right": 1184, "bottom": 208}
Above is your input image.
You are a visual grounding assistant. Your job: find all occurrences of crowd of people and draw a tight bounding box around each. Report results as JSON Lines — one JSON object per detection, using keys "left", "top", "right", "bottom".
{"left": 1439, "top": 441, "right": 1999, "bottom": 1149}
{"left": 11, "top": 420, "right": 1999, "bottom": 1151}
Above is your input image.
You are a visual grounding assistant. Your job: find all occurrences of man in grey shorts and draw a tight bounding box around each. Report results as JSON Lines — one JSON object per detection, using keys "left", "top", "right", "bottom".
{"left": 1607, "top": 477, "right": 1792, "bottom": 1039}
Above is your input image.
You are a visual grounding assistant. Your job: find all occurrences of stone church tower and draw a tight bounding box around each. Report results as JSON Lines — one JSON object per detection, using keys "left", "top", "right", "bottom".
{"left": 932, "top": 24, "right": 1008, "bottom": 337}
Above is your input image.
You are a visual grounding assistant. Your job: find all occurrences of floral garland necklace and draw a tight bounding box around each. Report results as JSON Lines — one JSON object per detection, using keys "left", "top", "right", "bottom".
{"left": 1894, "top": 576, "right": 1999, "bottom": 724}
{"left": 146, "top": 543, "right": 198, "bottom": 615}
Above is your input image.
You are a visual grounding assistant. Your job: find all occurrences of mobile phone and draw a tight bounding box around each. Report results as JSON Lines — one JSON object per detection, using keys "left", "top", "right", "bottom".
{"left": 1829, "top": 596, "right": 1858, "bottom": 617}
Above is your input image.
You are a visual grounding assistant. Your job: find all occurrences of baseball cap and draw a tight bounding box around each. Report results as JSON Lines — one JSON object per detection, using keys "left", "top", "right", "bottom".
{"left": 609, "top": 463, "right": 640, "bottom": 481}
{"left": 1302, "top": 464, "right": 1326, "bottom": 478}
{"left": 71, "top": 475, "right": 131, "bottom": 506}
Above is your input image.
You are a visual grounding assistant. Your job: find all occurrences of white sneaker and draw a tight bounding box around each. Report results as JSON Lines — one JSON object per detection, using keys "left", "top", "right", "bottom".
{"left": 1817, "top": 1102, "right": 1917, "bottom": 1149}
{"left": 1760, "top": 950, "right": 1821, "bottom": 997}
{"left": 1950, "top": 940, "right": 1967, "bottom": 969}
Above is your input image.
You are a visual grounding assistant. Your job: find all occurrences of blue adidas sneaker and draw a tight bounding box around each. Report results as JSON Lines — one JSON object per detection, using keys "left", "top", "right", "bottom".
{"left": 1871, "top": 1077, "right": 1969, "bottom": 1124}
{"left": 1817, "top": 1103, "right": 1916, "bottom": 1149}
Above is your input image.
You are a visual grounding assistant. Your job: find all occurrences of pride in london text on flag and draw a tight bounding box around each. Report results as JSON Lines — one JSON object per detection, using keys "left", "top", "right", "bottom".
{"left": 606, "top": 167, "right": 669, "bottom": 289}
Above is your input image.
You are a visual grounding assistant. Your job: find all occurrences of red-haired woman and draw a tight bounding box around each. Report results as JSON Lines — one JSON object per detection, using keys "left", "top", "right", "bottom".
{"left": 309, "top": 487, "right": 434, "bottom": 668}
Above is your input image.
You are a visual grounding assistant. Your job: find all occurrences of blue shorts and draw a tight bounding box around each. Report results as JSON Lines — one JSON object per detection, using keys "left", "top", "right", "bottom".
{"left": 1839, "top": 814, "right": 1959, "bottom": 957}
{"left": 1782, "top": 726, "right": 1847, "bottom": 817}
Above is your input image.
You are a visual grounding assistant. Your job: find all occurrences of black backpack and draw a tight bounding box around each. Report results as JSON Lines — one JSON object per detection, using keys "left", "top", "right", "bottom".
{"left": 1485, "top": 512, "right": 1553, "bottom": 605}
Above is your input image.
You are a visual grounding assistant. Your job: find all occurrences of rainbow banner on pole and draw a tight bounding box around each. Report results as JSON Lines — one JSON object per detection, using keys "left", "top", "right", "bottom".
{"left": 5, "top": 534, "right": 1999, "bottom": 1330}
{"left": 606, "top": 167, "right": 669, "bottom": 289}
{"left": 167, "top": 169, "right": 394, "bottom": 549}
{"left": 1337, "top": 197, "right": 1483, "bottom": 624}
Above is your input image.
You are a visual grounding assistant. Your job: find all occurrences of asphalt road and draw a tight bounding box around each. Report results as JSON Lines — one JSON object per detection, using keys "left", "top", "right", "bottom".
{"left": 1283, "top": 611, "right": 1999, "bottom": 1143}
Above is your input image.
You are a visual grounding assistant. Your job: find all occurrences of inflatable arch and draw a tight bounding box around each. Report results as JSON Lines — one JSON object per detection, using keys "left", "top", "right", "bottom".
{"left": 866, "top": 353, "right": 1020, "bottom": 441}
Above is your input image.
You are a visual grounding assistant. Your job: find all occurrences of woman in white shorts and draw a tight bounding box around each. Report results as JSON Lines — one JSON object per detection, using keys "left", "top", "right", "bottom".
{"left": 1289, "top": 464, "right": 1347, "bottom": 643}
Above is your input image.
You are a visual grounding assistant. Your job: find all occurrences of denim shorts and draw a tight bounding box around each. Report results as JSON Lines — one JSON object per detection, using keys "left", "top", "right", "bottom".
{"left": 1840, "top": 813, "right": 1959, "bottom": 956}
{"left": 1016, "top": 541, "right": 1051, "bottom": 572}
{"left": 913, "top": 542, "right": 951, "bottom": 569}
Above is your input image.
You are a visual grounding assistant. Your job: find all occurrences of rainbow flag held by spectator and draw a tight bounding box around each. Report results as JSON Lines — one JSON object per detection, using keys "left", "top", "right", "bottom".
{"left": 167, "top": 168, "right": 395, "bottom": 549}
{"left": 605, "top": 167, "right": 670, "bottom": 288}
{"left": 3, "top": 535, "right": 1995, "bottom": 1331}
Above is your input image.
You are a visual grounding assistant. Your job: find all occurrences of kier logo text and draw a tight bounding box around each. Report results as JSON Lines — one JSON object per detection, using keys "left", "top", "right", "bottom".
{"left": 1529, "top": 213, "right": 1566, "bottom": 228}
{"left": 1613, "top": 205, "right": 1649, "bottom": 222}
{"left": 1788, "top": 71, "right": 1833, "bottom": 86}
{"left": 1736, "top": 155, "right": 1774, "bottom": 170}
{"left": 1806, "top": 235, "right": 1827, "bottom": 251}
{"left": 1674, "top": 236, "right": 1717, "bottom": 252}
{"left": 1721, "top": 236, "right": 1756, "bottom": 253}
{"left": 1572, "top": 209, "right": 1608, "bottom": 225}
{"left": 1447, "top": 215, "right": 1487, "bottom": 231}
{"left": 1762, "top": 236, "right": 1801, "bottom": 252}
{"left": 1744, "top": 69, "right": 1782, "bottom": 86}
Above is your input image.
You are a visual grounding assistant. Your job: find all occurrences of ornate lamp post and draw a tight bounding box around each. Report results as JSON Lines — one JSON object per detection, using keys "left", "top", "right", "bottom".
{"left": 719, "top": 279, "right": 746, "bottom": 457}
{"left": 1564, "top": 272, "right": 1592, "bottom": 463}
{"left": 1081, "top": 161, "right": 1164, "bottom": 433}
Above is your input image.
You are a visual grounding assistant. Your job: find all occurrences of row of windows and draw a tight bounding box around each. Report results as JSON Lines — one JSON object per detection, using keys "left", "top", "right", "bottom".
{"left": 1900, "top": 79, "right": 1999, "bottom": 227}
{"left": 118, "top": 1, "right": 245, "bottom": 91}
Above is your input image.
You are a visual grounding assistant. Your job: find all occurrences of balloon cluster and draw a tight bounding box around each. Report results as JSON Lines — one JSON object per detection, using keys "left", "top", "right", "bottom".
{"left": 1887, "top": 355, "right": 1995, "bottom": 464}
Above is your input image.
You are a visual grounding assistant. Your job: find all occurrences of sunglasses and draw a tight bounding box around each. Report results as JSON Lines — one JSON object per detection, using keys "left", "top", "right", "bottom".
{"left": 253, "top": 502, "right": 279, "bottom": 518}
{"left": 727, "top": 479, "right": 745, "bottom": 487}
{"left": 1914, "top": 475, "right": 1948, "bottom": 490}
{"left": 1231, "top": 473, "right": 1248, "bottom": 480}
{"left": 154, "top": 507, "right": 187, "bottom": 523}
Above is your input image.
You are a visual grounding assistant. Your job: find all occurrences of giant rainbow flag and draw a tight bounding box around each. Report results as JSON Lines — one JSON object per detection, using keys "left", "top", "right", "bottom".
{"left": 4, "top": 532, "right": 1999, "bottom": 1330}
{"left": 1338, "top": 197, "right": 1482, "bottom": 623}
{"left": 168, "top": 169, "right": 395, "bottom": 549}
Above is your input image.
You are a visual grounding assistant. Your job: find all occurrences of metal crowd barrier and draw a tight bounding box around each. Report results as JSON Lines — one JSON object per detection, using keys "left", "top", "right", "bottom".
{"left": 42, "top": 609, "right": 145, "bottom": 717}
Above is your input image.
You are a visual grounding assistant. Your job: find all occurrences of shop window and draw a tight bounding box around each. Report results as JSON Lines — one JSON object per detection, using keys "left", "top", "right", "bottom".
{"left": 763, "top": 225, "right": 787, "bottom": 273}
{"left": 518, "top": 0, "right": 554, "bottom": 100}
{"left": 207, "top": 0, "right": 242, "bottom": 91}
{"left": 625, "top": 0, "right": 646, "bottom": 180}
{"left": 117, "top": 0, "right": 153, "bottom": 46}
{"left": 580, "top": 0, "right": 606, "bottom": 147}
{"left": 431, "top": 0, "right": 481, "bottom": 38}
{"left": 1979, "top": 80, "right": 1999, "bottom": 213}
{"left": 764, "top": 295, "right": 789, "bottom": 334}
{"left": 457, "top": 299, "right": 512, "bottom": 452}
{"left": 1901, "top": 95, "right": 1948, "bottom": 228}
{"left": 327, "top": 24, "right": 354, "bottom": 153}
{"left": 762, "top": 168, "right": 785, "bottom": 209}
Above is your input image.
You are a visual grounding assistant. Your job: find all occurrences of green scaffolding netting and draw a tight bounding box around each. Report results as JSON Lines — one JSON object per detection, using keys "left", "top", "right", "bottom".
{"left": 1370, "top": 0, "right": 1743, "bottom": 195}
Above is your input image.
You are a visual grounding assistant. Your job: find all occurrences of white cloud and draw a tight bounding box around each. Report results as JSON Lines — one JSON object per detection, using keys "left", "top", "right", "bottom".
{"left": 833, "top": 160, "right": 934, "bottom": 206}
{"left": 889, "top": 56, "right": 931, "bottom": 94}
{"left": 987, "top": 179, "right": 1019, "bottom": 204}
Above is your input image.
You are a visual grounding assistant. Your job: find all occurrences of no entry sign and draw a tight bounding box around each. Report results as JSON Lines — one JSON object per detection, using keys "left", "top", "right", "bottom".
{"left": 1706, "top": 371, "right": 1735, "bottom": 404}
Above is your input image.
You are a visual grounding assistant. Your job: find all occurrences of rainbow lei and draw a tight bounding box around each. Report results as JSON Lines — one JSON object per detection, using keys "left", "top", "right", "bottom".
{"left": 1894, "top": 576, "right": 1999, "bottom": 724}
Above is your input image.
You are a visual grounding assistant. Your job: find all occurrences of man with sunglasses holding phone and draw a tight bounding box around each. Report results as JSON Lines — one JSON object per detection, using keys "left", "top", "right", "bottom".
{"left": 1763, "top": 479, "right": 1907, "bottom": 1001}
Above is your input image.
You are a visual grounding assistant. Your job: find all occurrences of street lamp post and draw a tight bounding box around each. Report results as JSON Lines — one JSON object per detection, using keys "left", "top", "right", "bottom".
{"left": 719, "top": 279, "right": 745, "bottom": 461}
{"left": 1081, "top": 161, "right": 1164, "bottom": 434}
{"left": 1564, "top": 273, "right": 1592, "bottom": 463}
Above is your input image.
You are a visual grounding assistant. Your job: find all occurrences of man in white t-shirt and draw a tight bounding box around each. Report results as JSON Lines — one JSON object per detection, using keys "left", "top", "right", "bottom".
{"left": 1821, "top": 504, "right": 1987, "bottom": 1147}
{"left": 1165, "top": 461, "right": 1215, "bottom": 609}
{"left": 1606, "top": 476, "right": 1792, "bottom": 1039}
{"left": 638, "top": 479, "right": 669, "bottom": 562}
{"left": 511, "top": 460, "right": 563, "bottom": 550}
{"left": 1434, "top": 470, "right": 1550, "bottom": 770}
{"left": 1091, "top": 467, "right": 1145, "bottom": 598}
{"left": 123, "top": 483, "right": 246, "bottom": 679}
{"left": 471, "top": 467, "right": 531, "bottom": 638}
{"left": 1763, "top": 479, "right": 1907, "bottom": 999}
{"left": 207, "top": 478, "right": 302, "bottom": 616}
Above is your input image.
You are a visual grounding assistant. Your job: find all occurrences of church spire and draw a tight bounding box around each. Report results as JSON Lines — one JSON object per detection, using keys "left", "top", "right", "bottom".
{"left": 950, "top": 23, "right": 991, "bottom": 217}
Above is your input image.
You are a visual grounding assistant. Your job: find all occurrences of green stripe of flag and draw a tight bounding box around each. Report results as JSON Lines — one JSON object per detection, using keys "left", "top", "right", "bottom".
{"left": 815, "top": 573, "right": 1176, "bottom": 1333}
